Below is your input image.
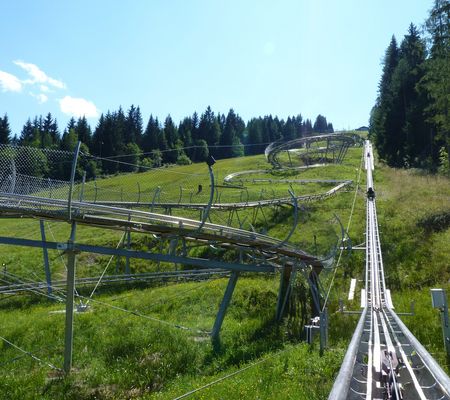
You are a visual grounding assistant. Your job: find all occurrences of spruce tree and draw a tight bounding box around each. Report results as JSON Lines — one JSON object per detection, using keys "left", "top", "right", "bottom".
{"left": 19, "top": 119, "right": 34, "bottom": 145}
{"left": 163, "top": 115, "right": 179, "bottom": 163}
{"left": 422, "top": 0, "right": 450, "bottom": 169}
{"left": 76, "top": 116, "right": 92, "bottom": 147}
{"left": 370, "top": 36, "right": 400, "bottom": 164}
{"left": 142, "top": 115, "right": 160, "bottom": 153}
{"left": 0, "top": 114, "right": 11, "bottom": 144}
{"left": 124, "top": 104, "right": 143, "bottom": 145}
{"left": 313, "top": 115, "right": 328, "bottom": 133}
{"left": 219, "top": 109, "right": 238, "bottom": 159}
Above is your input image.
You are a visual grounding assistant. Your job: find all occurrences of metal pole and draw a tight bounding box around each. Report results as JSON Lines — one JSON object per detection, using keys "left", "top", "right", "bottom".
{"left": 79, "top": 171, "right": 86, "bottom": 202}
{"left": 198, "top": 162, "right": 215, "bottom": 230}
{"left": 276, "top": 263, "right": 293, "bottom": 321}
{"left": 211, "top": 271, "right": 239, "bottom": 343}
{"left": 431, "top": 289, "right": 450, "bottom": 357}
{"left": 39, "top": 220, "right": 52, "bottom": 296}
{"left": 64, "top": 221, "right": 77, "bottom": 373}
{"left": 320, "top": 307, "right": 328, "bottom": 356}
{"left": 440, "top": 307, "right": 450, "bottom": 357}
{"left": 67, "top": 141, "right": 81, "bottom": 220}
{"left": 125, "top": 216, "right": 131, "bottom": 275}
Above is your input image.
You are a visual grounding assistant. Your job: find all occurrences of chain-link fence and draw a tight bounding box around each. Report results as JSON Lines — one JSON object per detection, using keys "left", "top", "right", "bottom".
{"left": 0, "top": 144, "right": 75, "bottom": 215}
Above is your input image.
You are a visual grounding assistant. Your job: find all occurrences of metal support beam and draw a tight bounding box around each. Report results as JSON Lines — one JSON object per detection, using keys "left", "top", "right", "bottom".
{"left": 276, "top": 263, "right": 293, "bottom": 321}
{"left": 125, "top": 229, "right": 131, "bottom": 275}
{"left": 0, "top": 236, "right": 275, "bottom": 273}
{"left": 431, "top": 289, "right": 450, "bottom": 357}
{"left": 39, "top": 220, "right": 52, "bottom": 296}
{"left": 319, "top": 308, "right": 328, "bottom": 356}
{"left": 308, "top": 269, "right": 322, "bottom": 318}
{"left": 67, "top": 141, "right": 81, "bottom": 220}
{"left": 125, "top": 214, "right": 132, "bottom": 275}
{"left": 63, "top": 222, "right": 77, "bottom": 374}
{"left": 211, "top": 271, "right": 239, "bottom": 343}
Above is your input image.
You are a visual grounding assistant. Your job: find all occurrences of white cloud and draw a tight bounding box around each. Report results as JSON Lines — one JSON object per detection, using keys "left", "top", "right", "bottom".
{"left": 59, "top": 96, "right": 99, "bottom": 118}
{"left": 0, "top": 70, "right": 22, "bottom": 92}
{"left": 40, "top": 84, "right": 50, "bottom": 93}
{"left": 30, "top": 92, "right": 48, "bottom": 104}
{"left": 14, "top": 60, "right": 66, "bottom": 89}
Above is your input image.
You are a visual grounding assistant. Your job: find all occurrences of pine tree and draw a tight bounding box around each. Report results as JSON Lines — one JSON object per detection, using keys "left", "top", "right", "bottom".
{"left": 219, "top": 109, "right": 239, "bottom": 159}
{"left": 42, "top": 112, "right": 60, "bottom": 148}
{"left": 65, "top": 117, "right": 76, "bottom": 134}
{"left": 246, "top": 119, "right": 263, "bottom": 155}
{"left": 372, "top": 26, "right": 428, "bottom": 167}
{"left": 0, "top": 114, "right": 11, "bottom": 144}
{"left": 422, "top": 0, "right": 450, "bottom": 169}
{"left": 191, "top": 112, "right": 199, "bottom": 142}
{"left": 303, "top": 119, "right": 313, "bottom": 135}
{"left": 142, "top": 115, "right": 161, "bottom": 153}
{"left": 198, "top": 106, "right": 221, "bottom": 147}
{"left": 282, "top": 117, "right": 296, "bottom": 141}
{"left": 164, "top": 115, "right": 178, "bottom": 149}
{"left": 19, "top": 119, "right": 34, "bottom": 145}
{"left": 370, "top": 36, "right": 400, "bottom": 164}
{"left": 327, "top": 123, "right": 334, "bottom": 133}
{"left": 61, "top": 128, "right": 78, "bottom": 151}
{"left": 399, "top": 24, "right": 427, "bottom": 166}
{"left": 294, "top": 114, "right": 303, "bottom": 138}
{"left": 163, "top": 115, "right": 179, "bottom": 163}
{"left": 313, "top": 115, "right": 328, "bottom": 133}
{"left": 92, "top": 113, "right": 106, "bottom": 156}
{"left": 75, "top": 116, "right": 92, "bottom": 147}
{"left": 124, "top": 104, "right": 143, "bottom": 145}
{"left": 178, "top": 117, "right": 194, "bottom": 160}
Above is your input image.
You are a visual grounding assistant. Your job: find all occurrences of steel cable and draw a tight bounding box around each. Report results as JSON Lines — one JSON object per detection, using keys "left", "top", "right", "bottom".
{"left": 0, "top": 335, "right": 62, "bottom": 371}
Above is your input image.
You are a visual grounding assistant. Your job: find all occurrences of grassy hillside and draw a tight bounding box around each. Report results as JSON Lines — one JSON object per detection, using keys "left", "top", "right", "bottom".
{"left": 0, "top": 141, "right": 449, "bottom": 399}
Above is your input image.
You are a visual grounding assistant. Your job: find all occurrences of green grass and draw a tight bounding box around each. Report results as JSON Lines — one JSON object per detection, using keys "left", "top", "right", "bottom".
{"left": 0, "top": 276, "right": 349, "bottom": 400}
{"left": 1, "top": 142, "right": 449, "bottom": 399}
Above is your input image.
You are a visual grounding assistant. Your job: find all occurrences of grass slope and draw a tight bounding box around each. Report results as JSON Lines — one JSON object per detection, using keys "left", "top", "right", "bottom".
{"left": 0, "top": 140, "right": 449, "bottom": 399}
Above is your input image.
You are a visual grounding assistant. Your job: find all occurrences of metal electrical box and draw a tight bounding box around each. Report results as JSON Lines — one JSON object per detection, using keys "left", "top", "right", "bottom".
{"left": 431, "top": 289, "right": 447, "bottom": 309}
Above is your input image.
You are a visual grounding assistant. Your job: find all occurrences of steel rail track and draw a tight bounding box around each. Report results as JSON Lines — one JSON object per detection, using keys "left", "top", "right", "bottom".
{"left": 329, "top": 141, "right": 450, "bottom": 400}
{"left": 0, "top": 193, "right": 324, "bottom": 266}
{"left": 86, "top": 179, "right": 352, "bottom": 210}
{"left": 265, "top": 133, "right": 358, "bottom": 168}
{"left": 0, "top": 269, "right": 230, "bottom": 295}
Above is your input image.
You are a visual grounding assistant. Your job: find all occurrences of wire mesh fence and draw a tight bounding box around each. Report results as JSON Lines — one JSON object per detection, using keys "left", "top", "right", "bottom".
{"left": 0, "top": 144, "right": 215, "bottom": 222}
{"left": 0, "top": 144, "right": 75, "bottom": 216}
{"left": 0, "top": 142, "right": 345, "bottom": 267}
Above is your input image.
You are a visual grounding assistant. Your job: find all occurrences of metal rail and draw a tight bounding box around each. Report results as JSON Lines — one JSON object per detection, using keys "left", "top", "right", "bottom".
{"left": 0, "top": 193, "right": 324, "bottom": 266}
{"left": 265, "top": 133, "right": 359, "bottom": 169}
{"left": 329, "top": 141, "right": 450, "bottom": 399}
{"left": 0, "top": 269, "right": 230, "bottom": 295}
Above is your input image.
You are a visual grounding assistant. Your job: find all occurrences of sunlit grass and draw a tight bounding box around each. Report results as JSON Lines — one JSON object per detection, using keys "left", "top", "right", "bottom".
{"left": 1, "top": 142, "right": 449, "bottom": 398}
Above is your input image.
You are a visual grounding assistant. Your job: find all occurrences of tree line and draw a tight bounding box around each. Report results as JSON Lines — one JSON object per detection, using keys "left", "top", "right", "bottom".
{"left": 370, "top": 0, "right": 449, "bottom": 173}
{"left": 0, "top": 107, "right": 333, "bottom": 176}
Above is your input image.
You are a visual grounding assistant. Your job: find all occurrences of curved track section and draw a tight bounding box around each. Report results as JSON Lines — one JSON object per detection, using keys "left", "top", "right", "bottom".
{"left": 329, "top": 141, "right": 450, "bottom": 400}
{"left": 0, "top": 137, "right": 357, "bottom": 269}
{"left": 265, "top": 133, "right": 360, "bottom": 169}
{"left": 0, "top": 193, "right": 323, "bottom": 266}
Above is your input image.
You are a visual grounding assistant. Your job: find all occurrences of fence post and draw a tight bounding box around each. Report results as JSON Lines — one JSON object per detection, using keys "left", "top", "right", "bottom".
{"left": 198, "top": 156, "right": 215, "bottom": 230}
{"left": 39, "top": 220, "right": 52, "bottom": 296}
{"left": 67, "top": 142, "right": 81, "bottom": 220}
{"left": 64, "top": 221, "right": 77, "bottom": 373}
{"left": 211, "top": 271, "right": 239, "bottom": 345}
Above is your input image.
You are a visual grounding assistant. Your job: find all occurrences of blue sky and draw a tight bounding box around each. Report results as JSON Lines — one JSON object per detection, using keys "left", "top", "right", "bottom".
{"left": 0, "top": 0, "right": 433, "bottom": 136}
